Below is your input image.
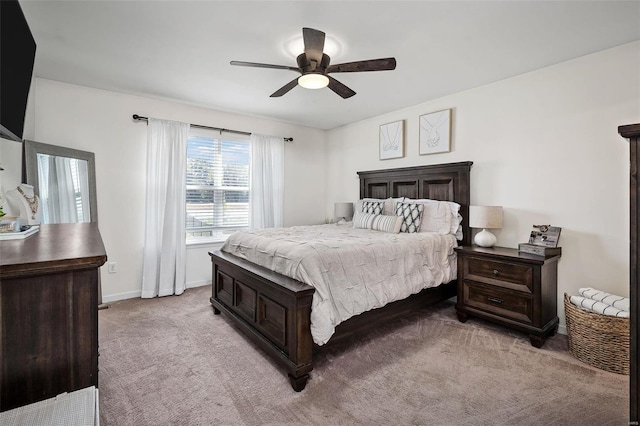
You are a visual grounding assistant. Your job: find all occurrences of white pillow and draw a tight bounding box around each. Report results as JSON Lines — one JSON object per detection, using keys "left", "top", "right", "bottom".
{"left": 417, "top": 202, "right": 451, "bottom": 234}
{"left": 405, "top": 198, "right": 462, "bottom": 236}
{"left": 454, "top": 214, "right": 463, "bottom": 240}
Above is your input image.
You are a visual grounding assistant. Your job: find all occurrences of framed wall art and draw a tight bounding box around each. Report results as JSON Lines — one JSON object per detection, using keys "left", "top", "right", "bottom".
{"left": 379, "top": 120, "right": 404, "bottom": 160}
{"left": 419, "top": 109, "right": 451, "bottom": 155}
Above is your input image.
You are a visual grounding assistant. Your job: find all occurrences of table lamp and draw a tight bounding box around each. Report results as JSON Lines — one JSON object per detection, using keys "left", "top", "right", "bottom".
{"left": 469, "top": 205, "right": 503, "bottom": 247}
{"left": 334, "top": 202, "right": 354, "bottom": 224}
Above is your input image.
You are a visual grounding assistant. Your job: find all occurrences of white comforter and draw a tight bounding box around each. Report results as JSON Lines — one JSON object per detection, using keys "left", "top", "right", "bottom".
{"left": 221, "top": 223, "right": 458, "bottom": 345}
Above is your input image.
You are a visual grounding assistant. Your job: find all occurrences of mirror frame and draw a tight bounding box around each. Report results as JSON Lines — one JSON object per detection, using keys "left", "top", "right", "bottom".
{"left": 24, "top": 140, "right": 98, "bottom": 223}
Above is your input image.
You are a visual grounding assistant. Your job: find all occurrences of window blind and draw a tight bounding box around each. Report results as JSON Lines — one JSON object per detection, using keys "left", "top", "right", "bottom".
{"left": 186, "top": 134, "right": 250, "bottom": 240}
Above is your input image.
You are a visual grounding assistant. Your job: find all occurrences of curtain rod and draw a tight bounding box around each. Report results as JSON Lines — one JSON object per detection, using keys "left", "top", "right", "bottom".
{"left": 132, "top": 114, "right": 293, "bottom": 142}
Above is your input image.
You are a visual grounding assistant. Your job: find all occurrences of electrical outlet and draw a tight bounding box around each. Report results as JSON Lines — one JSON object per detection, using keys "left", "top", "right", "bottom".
{"left": 108, "top": 262, "right": 117, "bottom": 274}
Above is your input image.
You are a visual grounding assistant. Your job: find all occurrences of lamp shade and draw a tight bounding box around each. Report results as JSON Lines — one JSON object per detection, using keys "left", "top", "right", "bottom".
{"left": 469, "top": 206, "right": 503, "bottom": 229}
{"left": 334, "top": 202, "right": 354, "bottom": 219}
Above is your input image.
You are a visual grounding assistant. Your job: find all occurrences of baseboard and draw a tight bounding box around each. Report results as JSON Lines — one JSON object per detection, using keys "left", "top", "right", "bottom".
{"left": 102, "top": 281, "right": 211, "bottom": 303}
{"left": 102, "top": 290, "right": 141, "bottom": 303}
{"left": 186, "top": 279, "right": 212, "bottom": 289}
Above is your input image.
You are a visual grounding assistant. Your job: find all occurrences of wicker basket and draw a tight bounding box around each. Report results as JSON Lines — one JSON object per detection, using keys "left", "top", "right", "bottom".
{"left": 564, "top": 293, "right": 629, "bottom": 374}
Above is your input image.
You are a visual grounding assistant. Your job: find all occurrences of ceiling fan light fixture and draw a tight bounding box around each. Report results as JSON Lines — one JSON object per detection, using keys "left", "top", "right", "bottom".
{"left": 298, "top": 73, "right": 329, "bottom": 89}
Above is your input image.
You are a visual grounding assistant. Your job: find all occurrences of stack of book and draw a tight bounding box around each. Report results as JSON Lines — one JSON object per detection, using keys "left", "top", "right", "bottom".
{"left": 517, "top": 243, "right": 561, "bottom": 257}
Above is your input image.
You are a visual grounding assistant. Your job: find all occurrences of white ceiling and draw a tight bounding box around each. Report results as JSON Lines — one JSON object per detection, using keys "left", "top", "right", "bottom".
{"left": 20, "top": 1, "right": 640, "bottom": 130}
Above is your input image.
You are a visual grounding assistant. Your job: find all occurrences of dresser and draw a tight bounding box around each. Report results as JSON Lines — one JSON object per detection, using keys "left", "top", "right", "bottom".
{"left": 455, "top": 245, "right": 560, "bottom": 348}
{"left": 0, "top": 223, "right": 107, "bottom": 412}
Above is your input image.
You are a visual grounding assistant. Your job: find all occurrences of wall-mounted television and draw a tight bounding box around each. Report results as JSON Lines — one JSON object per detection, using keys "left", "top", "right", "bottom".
{"left": 0, "top": 0, "right": 37, "bottom": 142}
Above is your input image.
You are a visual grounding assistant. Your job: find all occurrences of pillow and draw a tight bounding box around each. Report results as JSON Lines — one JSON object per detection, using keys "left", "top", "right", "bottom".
{"left": 353, "top": 211, "right": 403, "bottom": 233}
{"left": 418, "top": 202, "right": 452, "bottom": 234}
{"left": 352, "top": 211, "right": 376, "bottom": 229}
{"left": 405, "top": 198, "right": 462, "bottom": 237}
{"left": 361, "top": 200, "right": 385, "bottom": 215}
{"left": 357, "top": 197, "right": 404, "bottom": 216}
{"left": 371, "top": 214, "right": 403, "bottom": 234}
{"left": 454, "top": 214, "right": 463, "bottom": 240}
{"left": 395, "top": 202, "right": 424, "bottom": 233}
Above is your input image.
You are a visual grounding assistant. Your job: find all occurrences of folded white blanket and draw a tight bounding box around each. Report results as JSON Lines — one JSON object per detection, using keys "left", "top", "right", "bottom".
{"left": 578, "top": 287, "right": 630, "bottom": 311}
{"left": 570, "top": 295, "right": 629, "bottom": 318}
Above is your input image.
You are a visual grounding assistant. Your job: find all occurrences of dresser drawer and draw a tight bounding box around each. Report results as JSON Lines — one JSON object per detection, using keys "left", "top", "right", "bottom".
{"left": 462, "top": 281, "right": 533, "bottom": 324}
{"left": 465, "top": 257, "right": 533, "bottom": 293}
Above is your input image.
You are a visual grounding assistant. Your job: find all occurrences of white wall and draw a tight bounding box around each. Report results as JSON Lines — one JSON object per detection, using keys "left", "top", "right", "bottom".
{"left": 30, "top": 79, "right": 326, "bottom": 301}
{"left": 326, "top": 41, "right": 640, "bottom": 332}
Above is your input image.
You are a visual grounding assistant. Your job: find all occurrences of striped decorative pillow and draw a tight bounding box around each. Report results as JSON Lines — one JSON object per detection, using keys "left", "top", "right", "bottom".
{"left": 353, "top": 211, "right": 403, "bottom": 233}
{"left": 371, "top": 214, "right": 403, "bottom": 234}
{"left": 352, "top": 211, "right": 376, "bottom": 229}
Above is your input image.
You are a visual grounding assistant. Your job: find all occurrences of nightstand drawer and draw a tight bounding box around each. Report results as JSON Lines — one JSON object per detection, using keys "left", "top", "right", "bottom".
{"left": 462, "top": 281, "right": 533, "bottom": 324}
{"left": 465, "top": 257, "right": 533, "bottom": 293}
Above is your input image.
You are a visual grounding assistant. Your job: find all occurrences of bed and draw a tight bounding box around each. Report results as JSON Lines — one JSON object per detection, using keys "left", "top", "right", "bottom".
{"left": 209, "top": 161, "right": 473, "bottom": 391}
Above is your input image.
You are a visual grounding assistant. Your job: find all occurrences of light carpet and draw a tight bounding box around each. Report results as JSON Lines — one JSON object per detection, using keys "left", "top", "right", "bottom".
{"left": 98, "top": 285, "right": 628, "bottom": 425}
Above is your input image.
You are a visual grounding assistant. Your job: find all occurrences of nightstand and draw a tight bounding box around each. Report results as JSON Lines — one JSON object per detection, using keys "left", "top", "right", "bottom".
{"left": 454, "top": 245, "right": 561, "bottom": 348}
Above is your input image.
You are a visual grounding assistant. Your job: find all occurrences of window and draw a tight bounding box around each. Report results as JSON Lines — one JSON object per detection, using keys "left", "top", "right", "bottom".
{"left": 186, "top": 129, "right": 250, "bottom": 242}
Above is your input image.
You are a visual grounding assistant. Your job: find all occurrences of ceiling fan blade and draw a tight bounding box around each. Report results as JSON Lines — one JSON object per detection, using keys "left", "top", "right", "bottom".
{"left": 230, "top": 61, "right": 299, "bottom": 72}
{"left": 302, "top": 27, "right": 325, "bottom": 66}
{"left": 270, "top": 78, "right": 299, "bottom": 97}
{"left": 327, "top": 76, "right": 356, "bottom": 99}
{"left": 327, "top": 58, "right": 397, "bottom": 73}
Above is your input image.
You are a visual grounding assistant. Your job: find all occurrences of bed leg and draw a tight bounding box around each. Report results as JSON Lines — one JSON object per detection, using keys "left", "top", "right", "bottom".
{"left": 213, "top": 307, "right": 221, "bottom": 315}
{"left": 288, "top": 373, "right": 309, "bottom": 392}
{"left": 456, "top": 311, "right": 468, "bottom": 323}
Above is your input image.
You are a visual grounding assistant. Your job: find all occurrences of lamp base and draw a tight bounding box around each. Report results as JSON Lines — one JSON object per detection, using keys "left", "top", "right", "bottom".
{"left": 474, "top": 229, "right": 497, "bottom": 247}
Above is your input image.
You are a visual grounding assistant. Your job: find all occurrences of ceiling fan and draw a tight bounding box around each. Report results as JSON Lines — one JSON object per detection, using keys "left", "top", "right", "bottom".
{"left": 230, "top": 27, "right": 396, "bottom": 99}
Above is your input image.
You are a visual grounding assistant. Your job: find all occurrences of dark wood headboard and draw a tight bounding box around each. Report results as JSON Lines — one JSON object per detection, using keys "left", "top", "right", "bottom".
{"left": 357, "top": 161, "right": 473, "bottom": 245}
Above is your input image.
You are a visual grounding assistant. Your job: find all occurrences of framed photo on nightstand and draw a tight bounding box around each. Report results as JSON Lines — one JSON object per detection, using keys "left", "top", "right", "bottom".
{"left": 528, "top": 225, "right": 561, "bottom": 247}
{"left": 518, "top": 224, "right": 562, "bottom": 256}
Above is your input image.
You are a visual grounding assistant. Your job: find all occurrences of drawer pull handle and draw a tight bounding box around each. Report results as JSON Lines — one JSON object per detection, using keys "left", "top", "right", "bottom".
{"left": 492, "top": 269, "right": 500, "bottom": 276}
{"left": 487, "top": 296, "right": 504, "bottom": 304}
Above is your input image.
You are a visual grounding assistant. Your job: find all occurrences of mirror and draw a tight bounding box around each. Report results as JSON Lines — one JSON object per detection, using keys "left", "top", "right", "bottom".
{"left": 24, "top": 140, "right": 98, "bottom": 223}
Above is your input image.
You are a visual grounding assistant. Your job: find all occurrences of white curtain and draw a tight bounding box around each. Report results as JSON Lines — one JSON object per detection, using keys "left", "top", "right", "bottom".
{"left": 39, "top": 155, "right": 78, "bottom": 223}
{"left": 250, "top": 133, "right": 284, "bottom": 229}
{"left": 141, "top": 118, "right": 189, "bottom": 298}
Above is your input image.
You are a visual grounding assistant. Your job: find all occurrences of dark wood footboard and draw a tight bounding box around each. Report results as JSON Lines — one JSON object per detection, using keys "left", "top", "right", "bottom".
{"left": 210, "top": 249, "right": 457, "bottom": 391}
{"left": 210, "top": 250, "right": 315, "bottom": 391}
